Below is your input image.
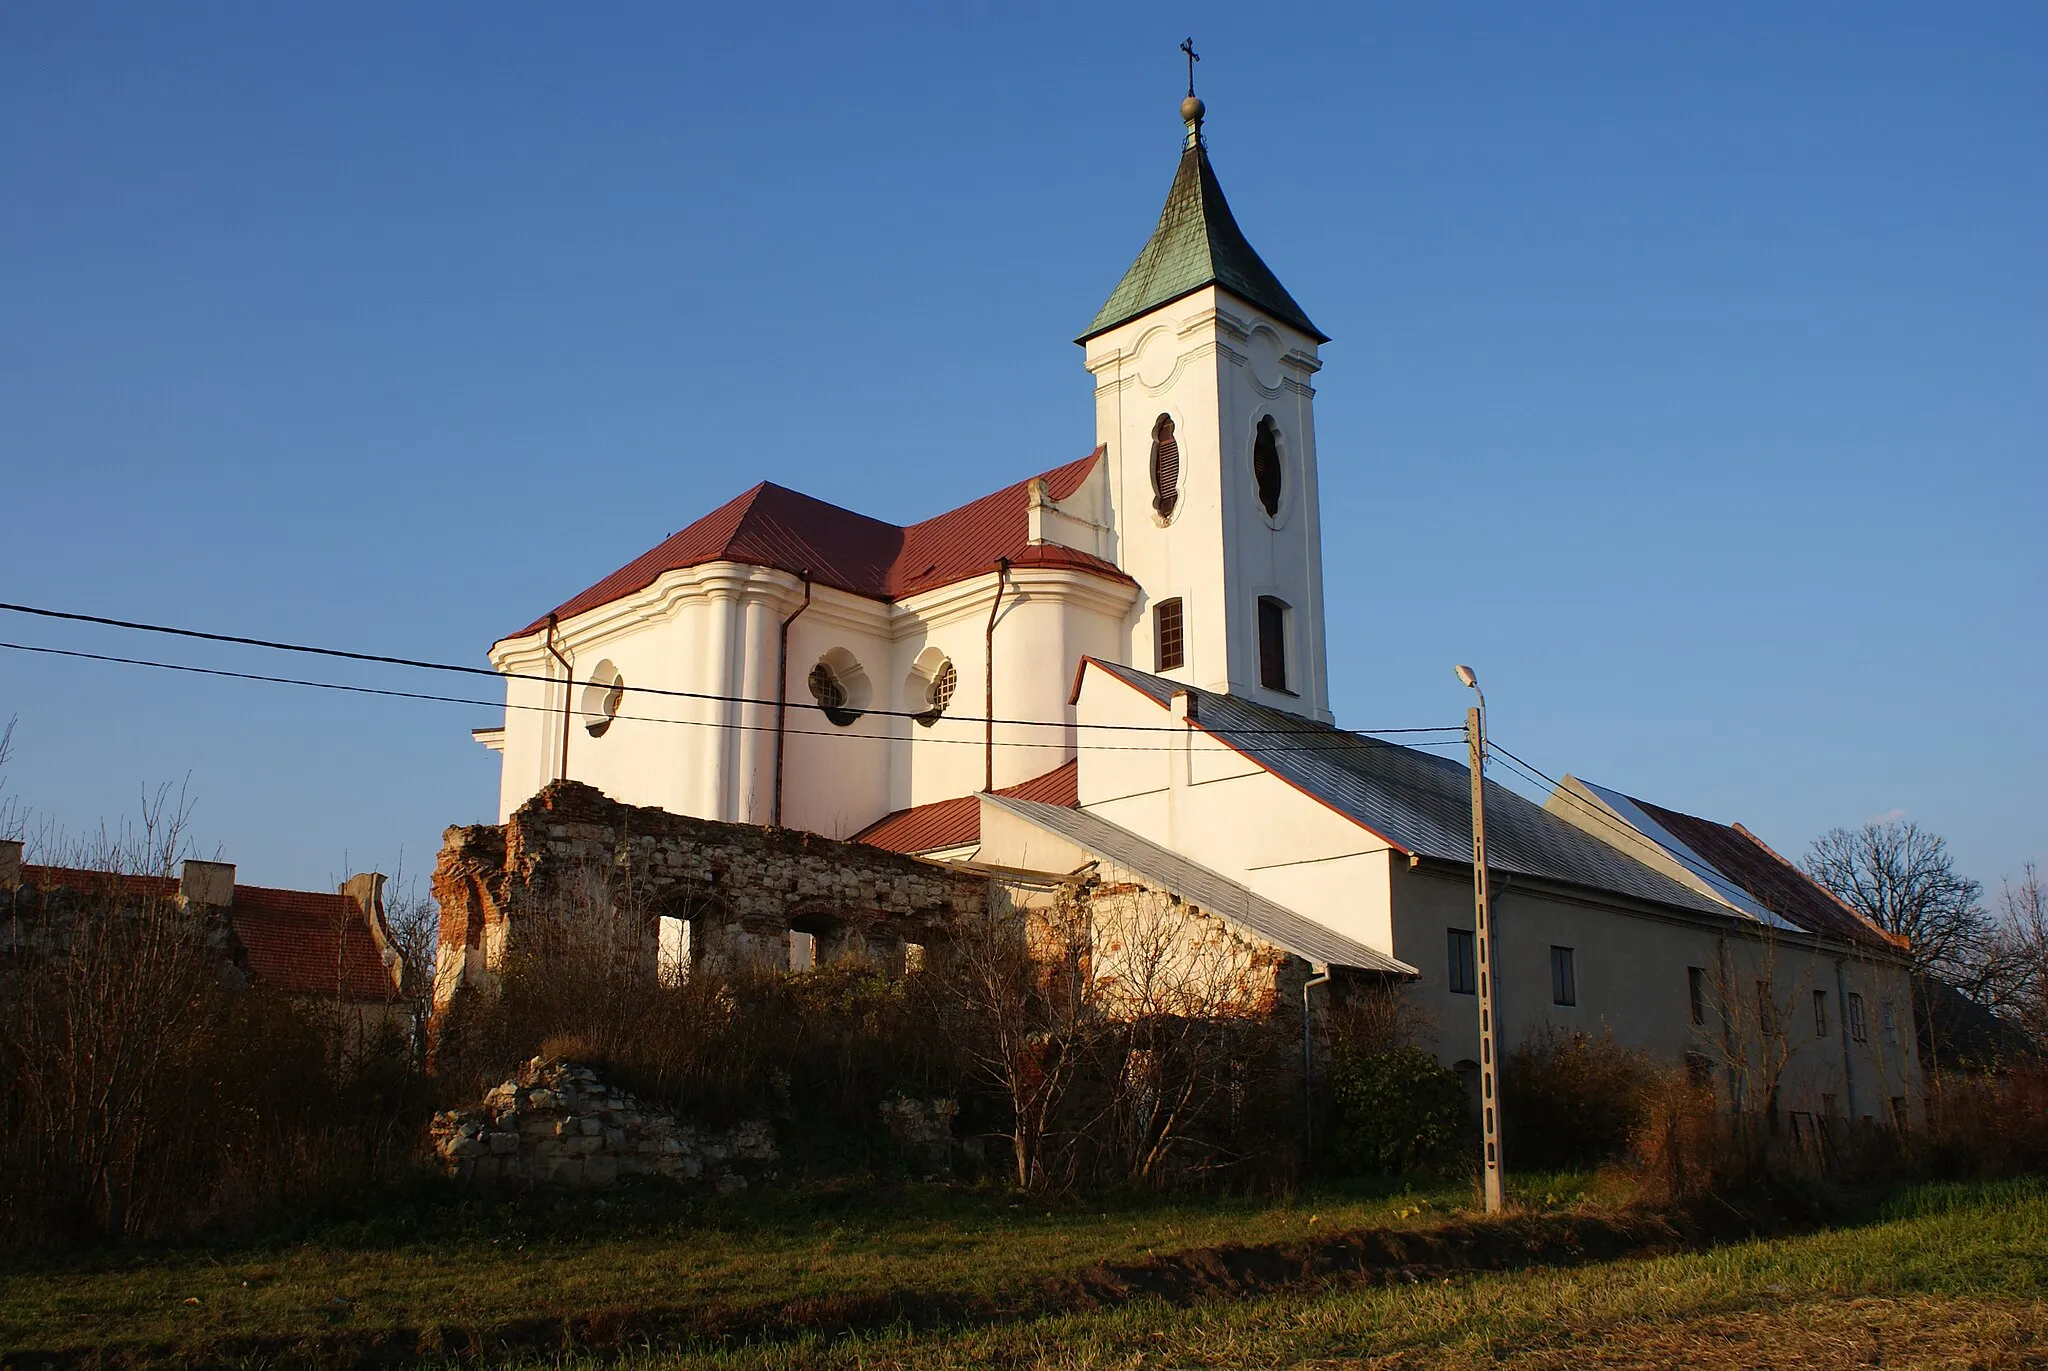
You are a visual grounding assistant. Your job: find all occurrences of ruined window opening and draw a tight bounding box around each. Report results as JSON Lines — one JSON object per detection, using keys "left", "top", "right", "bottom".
{"left": 789, "top": 929, "right": 817, "bottom": 972}
{"left": 914, "top": 659, "right": 957, "bottom": 728}
{"left": 1149, "top": 414, "right": 1180, "bottom": 519}
{"left": 657, "top": 914, "right": 690, "bottom": 987}
{"left": 1257, "top": 596, "right": 1289, "bottom": 692}
{"left": 1252, "top": 416, "right": 1283, "bottom": 518}
{"left": 904, "top": 942, "right": 927, "bottom": 974}
{"left": 1154, "top": 597, "right": 1185, "bottom": 672}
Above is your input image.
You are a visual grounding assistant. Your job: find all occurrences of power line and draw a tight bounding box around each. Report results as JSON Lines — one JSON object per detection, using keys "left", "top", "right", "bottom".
{"left": 1482, "top": 738, "right": 1781, "bottom": 918}
{"left": 0, "top": 601, "right": 1461, "bottom": 741}
{"left": 0, "top": 640, "right": 1475, "bottom": 758}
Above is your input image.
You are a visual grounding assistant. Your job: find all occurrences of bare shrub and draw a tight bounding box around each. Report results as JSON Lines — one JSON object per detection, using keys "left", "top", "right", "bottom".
{"left": 1502, "top": 1026, "right": 1658, "bottom": 1172}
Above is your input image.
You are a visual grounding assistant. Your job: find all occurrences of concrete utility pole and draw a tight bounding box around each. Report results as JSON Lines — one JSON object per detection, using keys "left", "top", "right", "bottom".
{"left": 1457, "top": 664, "right": 1505, "bottom": 1213}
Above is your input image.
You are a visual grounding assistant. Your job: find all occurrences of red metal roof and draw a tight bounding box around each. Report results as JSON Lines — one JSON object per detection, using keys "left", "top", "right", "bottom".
{"left": 231, "top": 883, "right": 401, "bottom": 1002}
{"left": 509, "top": 451, "right": 1127, "bottom": 639}
{"left": 17, "top": 865, "right": 400, "bottom": 1000}
{"left": 853, "top": 759, "right": 1079, "bottom": 855}
{"left": 1625, "top": 798, "right": 1907, "bottom": 953}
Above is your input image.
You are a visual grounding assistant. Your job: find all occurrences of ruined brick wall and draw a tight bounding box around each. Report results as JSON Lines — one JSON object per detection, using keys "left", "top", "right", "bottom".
{"left": 432, "top": 781, "right": 990, "bottom": 1010}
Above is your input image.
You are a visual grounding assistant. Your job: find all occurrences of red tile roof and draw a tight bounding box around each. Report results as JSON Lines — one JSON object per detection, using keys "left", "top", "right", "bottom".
{"left": 509, "top": 451, "right": 1128, "bottom": 639}
{"left": 1626, "top": 798, "right": 1907, "bottom": 953}
{"left": 231, "top": 884, "right": 401, "bottom": 1002}
{"left": 853, "top": 760, "right": 1079, "bottom": 855}
{"left": 22, "top": 864, "right": 178, "bottom": 900}
{"left": 17, "top": 865, "right": 400, "bottom": 1000}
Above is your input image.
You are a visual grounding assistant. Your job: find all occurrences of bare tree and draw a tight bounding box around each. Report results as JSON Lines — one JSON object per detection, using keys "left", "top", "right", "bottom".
{"left": 1805, "top": 821, "right": 1990, "bottom": 989}
{"left": 937, "top": 882, "right": 1093, "bottom": 1190}
{"left": 1986, "top": 863, "right": 2048, "bottom": 1049}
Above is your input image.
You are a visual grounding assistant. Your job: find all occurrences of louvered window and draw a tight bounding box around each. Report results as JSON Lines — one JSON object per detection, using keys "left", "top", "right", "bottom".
{"left": 1257, "top": 596, "right": 1288, "bottom": 691}
{"left": 1154, "top": 597, "right": 1185, "bottom": 671}
{"left": 1149, "top": 414, "right": 1180, "bottom": 518}
{"left": 1252, "top": 417, "right": 1282, "bottom": 518}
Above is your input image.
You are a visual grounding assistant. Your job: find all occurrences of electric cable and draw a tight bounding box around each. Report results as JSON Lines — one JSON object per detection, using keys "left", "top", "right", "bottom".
{"left": 0, "top": 601, "right": 1461, "bottom": 741}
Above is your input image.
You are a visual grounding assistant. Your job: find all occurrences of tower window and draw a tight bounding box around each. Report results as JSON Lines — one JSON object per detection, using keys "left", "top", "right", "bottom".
{"left": 1154, "top": 597, "right": 1185, "bottom": 671}
{"left": 1256, "top": 596, "right": 1289, "bottom": 692}
{"left": 1252, "top": 416, "right": 1283, "bottom": 518}
{"left": 1149, "top": 414, "right": 1180, "bottom": 519}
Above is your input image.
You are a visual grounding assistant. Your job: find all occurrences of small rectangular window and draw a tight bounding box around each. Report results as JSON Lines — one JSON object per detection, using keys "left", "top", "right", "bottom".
{"left": 1880, "top": 998, "right": 1898, "bottom": 1046}
{"left": 1848, "top": 992, "right": 1868, "bottom": 1043}
{"left": 1155, "top": 597, "right": 1185, "bottom": 672}
{"left": 1447, "top": 929, "right": 1475, "bottom": 995}
{"left": 1550, "top": 946, "right": 1577, "bottom": 1007}
{"left": 1756, "top": 981, "right": 1779, "bottom": 1037}
{"left": 1813, "top": 988, "right": 1829, "bottom": 1038}
{"left": 657, "top": 915, "right": 689, "bottom": 988}
{"left": 1684, "top": 1050, "right": 1714, "bottom": 1088}
{"left": 1688, "top": 966, "right": 1706, "bottom": 1026}
{"left": 1257, "top": 596, "right": 1289, "bottom": 692}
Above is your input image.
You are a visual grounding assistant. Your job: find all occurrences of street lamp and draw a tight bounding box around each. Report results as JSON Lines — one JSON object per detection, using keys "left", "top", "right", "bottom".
{"left": 1456, "top": 664, "right": 1505, "bottom": 1213}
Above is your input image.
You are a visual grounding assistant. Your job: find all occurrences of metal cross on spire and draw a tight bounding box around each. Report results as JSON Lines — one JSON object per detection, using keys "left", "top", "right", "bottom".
{"left": 1181, "top": 37, "right": 1200, "bottom": 97}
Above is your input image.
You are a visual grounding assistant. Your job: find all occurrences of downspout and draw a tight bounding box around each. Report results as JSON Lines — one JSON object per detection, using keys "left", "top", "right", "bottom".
{"left": 544, "top": 613, "right": 572, "bottom": 784}
{"left": 770, "top": 572, "right": 813, "bottom": 828}
{"left": 1302, "top": 962, "right": 1333, "bottom": 1165}
{"left": 1834, "top": 955, "right": 1859, "bottom": 1120}
{"left": 983, "top": 556, "right": 1011, "bottom": 793}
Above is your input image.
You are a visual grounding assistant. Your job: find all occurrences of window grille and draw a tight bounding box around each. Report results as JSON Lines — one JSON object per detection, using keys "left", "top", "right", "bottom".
{"left": 1149, "top": 414, "right": 1180, "bottom": 518}
{"left": 1154, "top": 597, "right": 1185, "bottom": 671}
{"left": 809, "top": 663, "right": 860, "bottom": 727}
{"left": 914, "top": 659, "right": 957, "bottom": 728}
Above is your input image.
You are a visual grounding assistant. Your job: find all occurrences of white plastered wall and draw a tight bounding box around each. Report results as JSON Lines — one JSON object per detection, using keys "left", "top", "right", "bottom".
{"left": 1072, "top": 660, "right": 1397, "bottom": 955}
{"left": 1084, "top": 286, "right": 1332, "bottom": 722}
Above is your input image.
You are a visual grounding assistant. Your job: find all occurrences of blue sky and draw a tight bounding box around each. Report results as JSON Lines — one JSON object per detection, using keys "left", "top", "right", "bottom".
{"left": 2, "top": 3, "right": 2041, "bottom": 897}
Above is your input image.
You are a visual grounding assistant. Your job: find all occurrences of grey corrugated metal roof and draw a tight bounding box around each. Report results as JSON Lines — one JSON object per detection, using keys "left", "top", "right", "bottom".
{"left": 1080, "top": 133, "right": 1324, "bottom": 344}
{"left": 983, "top": 793, "right": 1414, "bottom": 975}
{"left": 1084, "top": 661, "right": 1730, "bottom": 919}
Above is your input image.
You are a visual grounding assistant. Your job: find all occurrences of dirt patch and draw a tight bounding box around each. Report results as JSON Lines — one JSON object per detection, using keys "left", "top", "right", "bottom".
{"left": 0, "top": 1197, "right": 1822, "bottom": 1370}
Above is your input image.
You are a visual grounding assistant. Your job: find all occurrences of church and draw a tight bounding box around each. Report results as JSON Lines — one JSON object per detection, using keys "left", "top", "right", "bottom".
{"left": 470, "top": 87, "right": 1922, "bottom": 1127}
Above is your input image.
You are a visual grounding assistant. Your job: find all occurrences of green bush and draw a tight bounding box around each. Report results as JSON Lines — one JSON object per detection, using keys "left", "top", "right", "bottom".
{"left": 1327, "top": 1044, "right": 1466, "bottom": 1174}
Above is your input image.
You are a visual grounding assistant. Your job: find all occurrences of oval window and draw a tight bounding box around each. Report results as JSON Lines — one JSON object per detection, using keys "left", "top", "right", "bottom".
{"left": 1150, "top": 414, "right": 1180, "bottom": 519}
{"left": 915, "top": 658, "right": 957, "bottom": 728}
{"left": 582, "top": 662, "right": 625, "bottom": 738}
{"left": 1253, "top": 417, "right": 1282, "bottom": 519}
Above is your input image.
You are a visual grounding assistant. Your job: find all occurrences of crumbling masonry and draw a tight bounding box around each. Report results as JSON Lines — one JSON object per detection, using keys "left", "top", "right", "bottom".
{"left": 432, "top": 781, "right": 991, "bottom": 1011}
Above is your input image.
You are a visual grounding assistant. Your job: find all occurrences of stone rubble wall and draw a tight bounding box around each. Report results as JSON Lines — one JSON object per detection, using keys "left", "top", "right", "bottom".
{"left": 431, "top": 1057, "right": 775, "bottom": 1191}
{"left": 433, "top": 780, "right": 992, "bottom": 1011}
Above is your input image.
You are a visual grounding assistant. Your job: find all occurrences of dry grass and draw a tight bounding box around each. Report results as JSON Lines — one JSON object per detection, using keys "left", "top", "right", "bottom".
{"left": 1, "top": 1177, "right": 2038, "bottom": 1369}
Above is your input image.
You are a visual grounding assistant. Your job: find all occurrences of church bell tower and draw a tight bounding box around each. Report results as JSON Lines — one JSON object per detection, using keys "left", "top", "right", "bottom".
{"left": 1080, "top": 74, "right": 1333, "bottom": 722}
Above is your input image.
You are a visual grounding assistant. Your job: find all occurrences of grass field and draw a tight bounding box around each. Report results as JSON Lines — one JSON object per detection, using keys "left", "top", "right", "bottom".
{"left": 2, "top": 1175, "right": 2042, "bottom": 1368}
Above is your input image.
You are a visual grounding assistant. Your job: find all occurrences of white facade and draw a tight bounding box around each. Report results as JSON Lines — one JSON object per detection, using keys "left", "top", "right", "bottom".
{"left": 1084, "top": 286, "right": 1333, "bottom": 722}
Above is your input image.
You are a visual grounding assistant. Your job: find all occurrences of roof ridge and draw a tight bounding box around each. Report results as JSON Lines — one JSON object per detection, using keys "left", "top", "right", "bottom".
{"left": 1730, "top": 820, "right": 1909, "bottom": 949}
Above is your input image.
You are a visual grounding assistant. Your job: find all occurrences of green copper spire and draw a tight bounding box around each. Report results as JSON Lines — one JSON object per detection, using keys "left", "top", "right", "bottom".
{"left": 1080, "top": 95, "right": 1325, "bottom": 345}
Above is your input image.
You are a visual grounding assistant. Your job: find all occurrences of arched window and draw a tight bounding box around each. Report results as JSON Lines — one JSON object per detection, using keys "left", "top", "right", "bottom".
{"left": 808, "top": 649, "right": 871, "bottom": 727}
{"left": 581, "top": 661, "right": 625, "bottom": 738}
{"left": 914, "top": 658, "right": 957, "bottom": 728}
{"left": 1252, "top": 417, "right": 1283, "bottom": 519}
{"left": 1257, "top": 596, "right": 1289, "bottom": 692}
{"left": 1149, "top": 414, "right": 1180, "bottom": 518}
